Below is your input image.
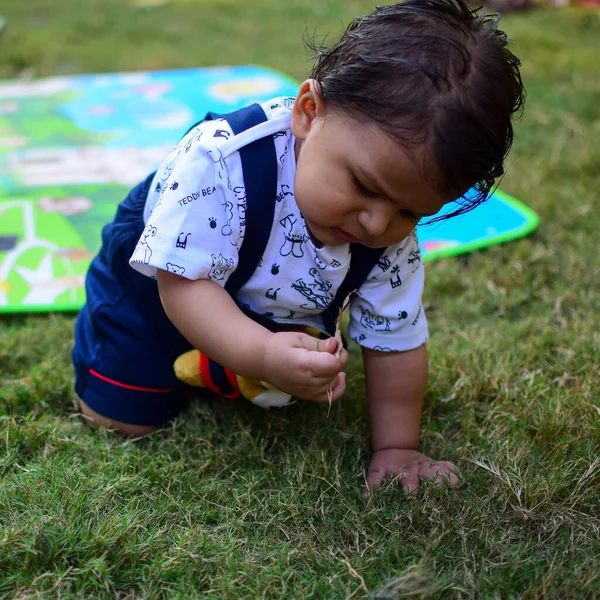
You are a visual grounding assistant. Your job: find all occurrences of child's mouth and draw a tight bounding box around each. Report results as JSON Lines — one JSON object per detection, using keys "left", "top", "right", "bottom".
{"left": 332, "top": 227, "right": 360, "bottom": 244}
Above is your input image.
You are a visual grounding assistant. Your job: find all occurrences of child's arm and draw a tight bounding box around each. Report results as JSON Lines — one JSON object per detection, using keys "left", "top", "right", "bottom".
{"left": 157, "top": 270, "right": 347, "bottom": 403}
{"left": 362, "top": 345, "right": 460, "bottom": 494}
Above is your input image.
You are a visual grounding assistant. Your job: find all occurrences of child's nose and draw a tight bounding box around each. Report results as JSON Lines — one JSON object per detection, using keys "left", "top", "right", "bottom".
{"left": 358, "top": 207, "right": 390, "bottom": 239}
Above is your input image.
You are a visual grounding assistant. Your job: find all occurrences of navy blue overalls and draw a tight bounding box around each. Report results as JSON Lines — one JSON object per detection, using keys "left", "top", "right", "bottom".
{"left": 73, "top": 104, "right": 384, "bottom": 426}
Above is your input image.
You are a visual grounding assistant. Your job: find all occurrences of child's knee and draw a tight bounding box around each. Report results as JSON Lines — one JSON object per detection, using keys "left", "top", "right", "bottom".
{"left": 79, "top": 398, "right": 159, "bottom": 437}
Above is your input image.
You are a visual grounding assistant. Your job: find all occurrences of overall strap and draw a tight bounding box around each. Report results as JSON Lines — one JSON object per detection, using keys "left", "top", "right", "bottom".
{"left": 201, "top": 105, "right": 278, "bottom": 299}
{"left": 192, "top": 104, "right": 277, "bottom": 399}
{"left": 320, "top": 244, "right": 386, "bottom": 336}
{"left": 187, "top": 106, "right": 383, "bottom": 344}
{"left": 189, "top": 106, "right": 383, "bottom": 329}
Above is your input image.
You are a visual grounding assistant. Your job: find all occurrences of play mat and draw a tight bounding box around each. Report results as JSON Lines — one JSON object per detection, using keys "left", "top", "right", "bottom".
{"left": 0, "top": 66, "right": 539, "bottom": 314}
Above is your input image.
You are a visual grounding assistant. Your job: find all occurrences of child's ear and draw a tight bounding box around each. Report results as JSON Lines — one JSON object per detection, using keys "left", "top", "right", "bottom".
{"left": 291, "top": 79, "right": 326, "bottom": 141}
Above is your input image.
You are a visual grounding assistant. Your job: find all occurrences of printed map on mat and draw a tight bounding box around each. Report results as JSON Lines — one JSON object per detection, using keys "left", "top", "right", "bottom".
{"left": 0, "top": 66, "right": 538, "bottom": 314}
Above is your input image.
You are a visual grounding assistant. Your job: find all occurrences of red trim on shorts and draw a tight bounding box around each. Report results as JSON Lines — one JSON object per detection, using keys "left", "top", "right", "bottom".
{"left": 89, "top": 368, "right": 176, "bottom": 393}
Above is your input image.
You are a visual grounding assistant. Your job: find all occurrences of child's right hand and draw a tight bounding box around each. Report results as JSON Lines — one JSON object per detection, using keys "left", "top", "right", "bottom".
{"left": 262, "top": 332, "right": 348, "bottom": 403}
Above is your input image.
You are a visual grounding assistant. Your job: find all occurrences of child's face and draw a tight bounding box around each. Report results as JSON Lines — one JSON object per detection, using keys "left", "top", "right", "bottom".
{"left": 291, "top": 81, "right": 452, "bottom": 248}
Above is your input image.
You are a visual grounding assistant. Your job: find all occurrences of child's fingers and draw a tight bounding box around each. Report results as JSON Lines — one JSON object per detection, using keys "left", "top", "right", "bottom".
{"left": 365, "top": 465, "right": 387, "bottom": 489}
{"left": 294, "top": 334, "right": 349, "bottom": 371}
{"left": 303, "top": 349, "right": 346, "bottom": 378}
{"left": 365, "top": 467, "right": 419, "bottom": 495}
{"left": 295, "top": 334, "right": 334, "bottom": 354}
{"left": 328, "top": 371, "right": 346, "bottom": 401}
{"left": 298, "top": 335, "right": 345, "bottom": 358}
{"left": 306, "top": 374, "right": 345, "bottom": 404}
{"left": 336, "top": 346, "right": 349, "bottom": 367}
{"left": 442, "top": 471, "right": 460, "bottom": 487}
{"left": 420, "top": 461, "right": 460, "bottom": 487}
{"left": 318, "top": 337, "right": 339, "bottom": 354}
{"left": 304, "top": 372, "right": 345, "bottom": 404}
{"left": 364, "top": 458, "right": 461, "bottom": 496}
{"left": 400, "top": 473, "right": 420, "bottom": 495}
{"left": 438, "top": 460, "right": 461, "bottom": 475}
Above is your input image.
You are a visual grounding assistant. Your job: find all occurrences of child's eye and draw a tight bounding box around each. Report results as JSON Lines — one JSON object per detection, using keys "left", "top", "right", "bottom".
{"left": 353, "top": 176, "right": 378, "bottom": 198}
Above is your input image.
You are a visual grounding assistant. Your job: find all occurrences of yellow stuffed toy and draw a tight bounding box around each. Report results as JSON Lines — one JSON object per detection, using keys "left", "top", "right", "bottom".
{"left": 173, "top": 326, "right": 331, "bottom": 409}
{"left": 173, "top": 324, "right": 337, "bottom": 408}
{"left": 174, "top": 349, "right": 293, "bottom": 408}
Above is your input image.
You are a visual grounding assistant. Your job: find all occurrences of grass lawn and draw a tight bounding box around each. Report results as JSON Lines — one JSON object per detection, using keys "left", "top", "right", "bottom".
{"left": 1, "top": 0, "right": 599, "bottom": 598}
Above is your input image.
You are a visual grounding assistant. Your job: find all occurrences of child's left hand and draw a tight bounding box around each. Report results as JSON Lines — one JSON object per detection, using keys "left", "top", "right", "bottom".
{"left": 365, "top": 448, "right": 460, "bottom": 495}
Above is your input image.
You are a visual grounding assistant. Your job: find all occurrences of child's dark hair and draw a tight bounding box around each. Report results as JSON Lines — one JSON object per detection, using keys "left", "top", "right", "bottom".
{"left": 309, "top": 0, "right": 525, "bottom": 221}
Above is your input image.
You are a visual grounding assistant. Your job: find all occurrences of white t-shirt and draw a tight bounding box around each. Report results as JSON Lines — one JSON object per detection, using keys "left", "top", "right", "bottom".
{"left": 130, "top": 97, "right": 428, "bottom": 352}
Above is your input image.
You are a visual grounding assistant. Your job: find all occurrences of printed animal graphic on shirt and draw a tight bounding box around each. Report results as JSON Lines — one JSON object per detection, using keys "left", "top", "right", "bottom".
{"left": 389, "top": 265, "right": 403, "bottom": 289}
{"left": 279, "top": 215, "right": 308, "bottom": 258}
{"left": 359, "top": 305, "right": 391, "bottom": 332}
{"left": 134, "top": 224, "right": 157, "bottom": 265}
{"left": 369, "top": 254, "right": 392, "bottom": 281}
{"left": 291, "top": 267, "right": 333, "bottom": 310}
{"left": 278, "top": 138, "right": 291, "bottom": 168}
{"left": 176, "top": 232, "right": 191, "bottom": 249}
{"left": 213, "top": 129, "right": 230, "bottom": 140}
{"left": 182, "top": 129, "right": 202, "bottom": 154}
{"left": 314, "top": 255, "right": 327, "bottom": 270}
{"left": 407, "top": 248, "right": 422, "bottom": 272}
{"left": 208, "top": 253, "right": 234, "bottom": 282}
{"left": 206, "top": 147, "right": 225, "bottom": 170}
{"left": 165, "top": 262, "right": 185, "bottom": 276}
{"left": 207, "top": 147, "right": 232, "bottom": 190}
{"left": 221, "top": 200, "right": 234, "bottom": 240}
{"left": 155, "top": 154, "right": 178, "bottom": 209}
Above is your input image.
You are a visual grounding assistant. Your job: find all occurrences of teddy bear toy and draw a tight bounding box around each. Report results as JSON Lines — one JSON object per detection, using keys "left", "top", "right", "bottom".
{"left": 173, "top": 349, "right": 294, "bottom": 409}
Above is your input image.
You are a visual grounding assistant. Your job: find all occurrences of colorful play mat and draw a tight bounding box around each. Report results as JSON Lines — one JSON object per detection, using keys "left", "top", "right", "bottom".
{"left": 0, "top": 66, "right": 539, "bottom": 314}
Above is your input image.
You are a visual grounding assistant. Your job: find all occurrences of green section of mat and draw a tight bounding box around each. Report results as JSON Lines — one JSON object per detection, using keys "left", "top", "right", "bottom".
{"left": 0, "top": 67, "right": 538, "bottom": 314}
